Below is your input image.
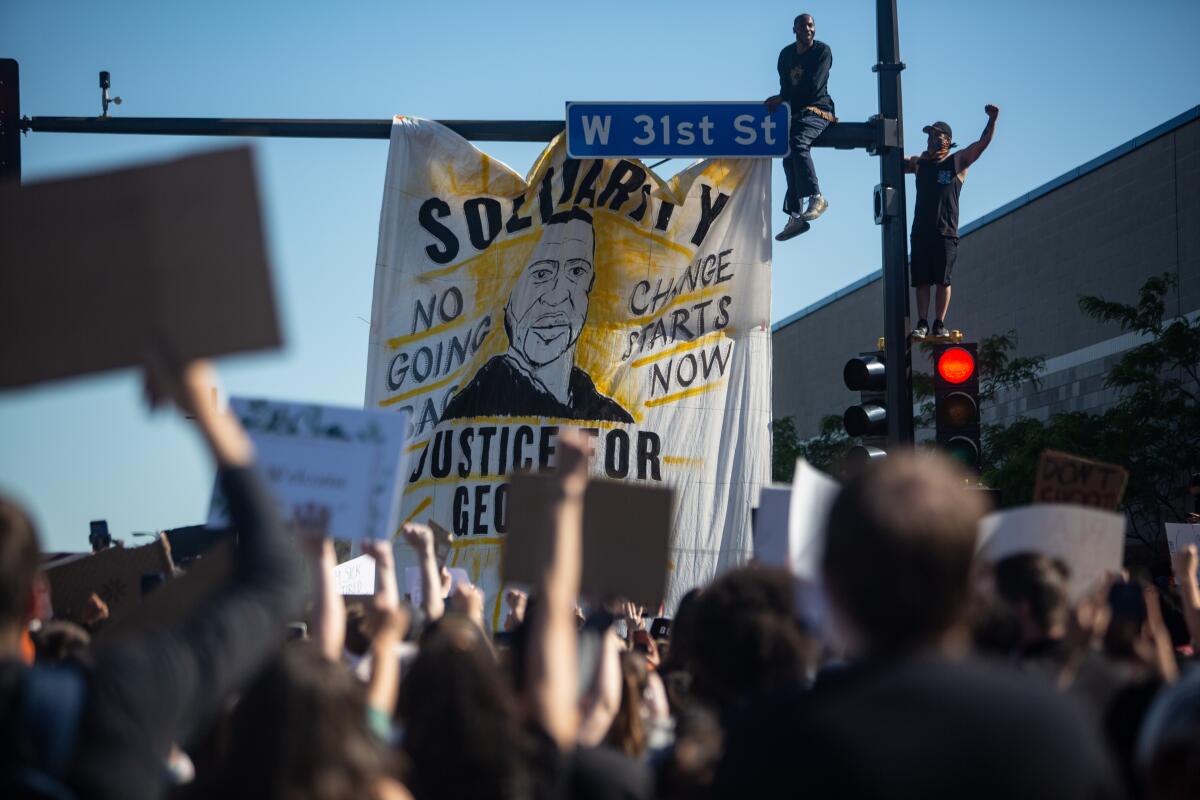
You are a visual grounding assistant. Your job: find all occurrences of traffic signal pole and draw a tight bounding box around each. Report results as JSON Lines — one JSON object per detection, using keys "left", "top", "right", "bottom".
{"left": 874, "top": 0, "right": 915, "bottom": 445}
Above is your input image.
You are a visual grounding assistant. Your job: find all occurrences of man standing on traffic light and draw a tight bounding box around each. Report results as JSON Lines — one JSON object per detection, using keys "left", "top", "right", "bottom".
{"left": 765, "top": 13, "right": 835, "bottom": 242}
{"left": 908, "top": 105, "right": 1000, "bottom": 339}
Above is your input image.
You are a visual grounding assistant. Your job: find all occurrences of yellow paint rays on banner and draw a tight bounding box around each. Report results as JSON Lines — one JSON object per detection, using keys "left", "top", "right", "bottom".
{"left": 663, "top": 456, "right": 705, "bottom": 467}
{"left": 399, "top": 496, "right": 433, "bottom": 529}
{"left": 419, "top": 230, "right": 541, "bottom": 282}
{"left": 643, "top": 379, "right": 728, "bottom": 408}
{"left": 378, "top": 365, "right": 470, "bottom": 407}
{"left": 631, "top": 330, "right": 729, "bottom": 369}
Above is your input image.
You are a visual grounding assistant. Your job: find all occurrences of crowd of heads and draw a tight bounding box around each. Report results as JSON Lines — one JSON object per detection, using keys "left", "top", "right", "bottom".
{"left": 2, "top": 365, "right": 1200, "bottom": 800}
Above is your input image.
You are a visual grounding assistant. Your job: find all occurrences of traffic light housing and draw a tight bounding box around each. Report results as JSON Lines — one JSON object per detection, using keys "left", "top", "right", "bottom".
{"left": 843, "top": 350, "right": 887, "bottom": 461}
{"left": 933, "top": 342, "right": 981, "bottom": 471}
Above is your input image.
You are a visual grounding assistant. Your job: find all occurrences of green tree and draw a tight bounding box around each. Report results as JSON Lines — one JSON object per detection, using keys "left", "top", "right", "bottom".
{"left": 983, "top": 274, "right": 1200, "bottom": 546}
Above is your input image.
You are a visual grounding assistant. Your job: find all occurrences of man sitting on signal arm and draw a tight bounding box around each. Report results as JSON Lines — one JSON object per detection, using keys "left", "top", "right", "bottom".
{"left": 765, "top": 12, "right": 836, "bottom": 242}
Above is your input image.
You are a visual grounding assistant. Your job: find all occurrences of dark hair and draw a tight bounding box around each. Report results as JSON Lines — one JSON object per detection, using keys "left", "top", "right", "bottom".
{"left": 823, "top": 451, "right": 986, "bottom": 654}
{"left": 0, "top": 497, "right": 41, "bottom": 631}
{"left": 399, "top": 615, "right": 529, "bottom": 800}
{"left": 794, "top": 13, "right": 813, "bottom": 25}
{"left": 690, "top": 566, "right": 812, "bottom": 715}
{"left": 994, "top": 552, "right": 1071, "bottom": 637}
{"left": 219, "top": 642, "right": 396, "bottom": 800}
{"left": 32, "top": 620, "right": 90, "bottom": 663}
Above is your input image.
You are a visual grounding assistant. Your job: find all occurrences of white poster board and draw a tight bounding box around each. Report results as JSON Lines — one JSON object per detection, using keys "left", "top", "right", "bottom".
{"left": 752, "top": 485, "right": 792, "bottom": 568}
{"left": 977, "top": 504, "right": 1125, "bottom": 600}
{"left": 333, "top": 554, "right": 376, "bottom": 595}
{"left": 788, "top": 459, "right": 840, "bottom": 580}
{"left": 208, "top": 399, "right": 409, "bottom": 541}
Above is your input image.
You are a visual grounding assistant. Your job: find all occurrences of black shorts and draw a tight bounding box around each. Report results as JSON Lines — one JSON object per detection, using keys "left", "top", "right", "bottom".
{"left": 910, "top": 235, "right": 958, "bottom": 287}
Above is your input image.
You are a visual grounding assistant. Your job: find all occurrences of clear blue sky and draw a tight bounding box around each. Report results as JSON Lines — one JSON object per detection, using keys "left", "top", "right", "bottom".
{"left": 2, "top": 0, "right": 1198, "bottom": 552}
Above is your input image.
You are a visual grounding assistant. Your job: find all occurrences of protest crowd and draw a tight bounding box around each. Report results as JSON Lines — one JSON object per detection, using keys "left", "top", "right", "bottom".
{"left": 0, "top": 357, "right": 1197, "bottom": 800}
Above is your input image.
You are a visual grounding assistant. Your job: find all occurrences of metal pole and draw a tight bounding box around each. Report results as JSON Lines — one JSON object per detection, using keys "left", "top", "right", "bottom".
{"left": 20, "top": 114, "right": 881, "bottom": 148}
{"left": 874, "top": 0, "right": 914, "bottom": 445}
{"left": 0, "top": 59, "right": 20, "bottom": 183}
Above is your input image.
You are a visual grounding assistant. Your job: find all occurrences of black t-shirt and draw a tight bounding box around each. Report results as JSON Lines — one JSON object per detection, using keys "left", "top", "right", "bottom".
{"left": 777, "top": 41, "right": 834, "bottom": 115}
{"left": 713, "top": 655, "right": 1124, "bottom": 800}
{"left": 911, "top": 151, "right": 968, "bottom": 238}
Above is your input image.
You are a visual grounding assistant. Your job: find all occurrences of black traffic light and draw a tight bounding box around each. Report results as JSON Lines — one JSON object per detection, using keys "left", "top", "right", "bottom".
{"left": 843, "top": 350, "right": 887, "bottom": 461}
{"left": 933, "top": 342, "right": 981, "bottom": 470}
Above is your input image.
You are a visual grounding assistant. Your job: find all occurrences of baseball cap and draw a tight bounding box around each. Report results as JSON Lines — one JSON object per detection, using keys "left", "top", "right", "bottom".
{"left": 923, "top": 121, "right": 953, "bottom": 139}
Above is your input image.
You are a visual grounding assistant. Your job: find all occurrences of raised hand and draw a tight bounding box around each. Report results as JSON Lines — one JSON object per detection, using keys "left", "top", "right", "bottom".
{"left": 400, "top": 522, "right": 435, "bottom": 555}
{"left": 985, "top": 104, "right": 1000, "bottom": 119}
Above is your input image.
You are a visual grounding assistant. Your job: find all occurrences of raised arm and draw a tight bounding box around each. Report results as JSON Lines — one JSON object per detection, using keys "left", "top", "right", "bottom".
{"left": 295, "top": 505, "right": 345, "bottom": 662}
{"left": 401, "top": 522, "right": 444, "bottom": 622}
{"left": 71, "top": 357, "right": 306, "bottom": 791}
{"left": 525, "top": 429, "right": 589, "bottom": 750}
{"left": 1172, "top": 545, "right": 1200, "bottom": 648}
{"left": 958, "top": 104, "right": 999, "bottom": 170}
{"left": 361, "top": 539, "right": 409, "bottom": 721}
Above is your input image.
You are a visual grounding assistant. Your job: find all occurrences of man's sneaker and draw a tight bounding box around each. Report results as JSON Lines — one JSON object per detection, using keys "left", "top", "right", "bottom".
{"left": 774, "top": 215, "right": 811, "bottom": 241}
{"left": 931, "top": 320, "right": 948, "bottom": 338}
{"left": 911, "top": 320, "right": 929, "bottom": 340}
{"left": 801, "top": 194, "right": 828, "bottom": 221}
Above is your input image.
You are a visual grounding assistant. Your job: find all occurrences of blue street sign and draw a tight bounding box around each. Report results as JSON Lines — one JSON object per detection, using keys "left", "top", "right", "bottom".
{"left": 565, "top": 102, "right": 791, "bottom": 159}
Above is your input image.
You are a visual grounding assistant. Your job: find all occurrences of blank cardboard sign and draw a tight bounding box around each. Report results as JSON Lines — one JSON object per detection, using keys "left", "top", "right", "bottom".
{"left": 1033, "top": 450, "right": 1128, "bottom": 511}
{"left": 0, "top": 146, "right": 280, "bottom": 389}
{"left": 503, "top": 474, "right": 674, "bottom": 608}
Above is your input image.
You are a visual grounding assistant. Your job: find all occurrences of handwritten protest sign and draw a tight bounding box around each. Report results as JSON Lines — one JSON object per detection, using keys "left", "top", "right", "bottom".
{"left": 364, "top": 118, "right": 772, "bottom": 619}
{"left": 977, "top": 504, "right": 1125, "bottom": 600}
{"left": 44, "top": 535, "right": 174, "bottom": 624}
{"left": 1033, "top": 450, "right": 1128, "bottom": 511}
{"left": 97, "top": 540, "right": 233, "bottom": 645}
{"left": 0, "top": 147, "right": 281, "bottom": 389}
{"left": 208, "top": 399, "right": 409, "bottom": 541}
{"left": 333, "top": 554, "right": 377, "bottom": 595}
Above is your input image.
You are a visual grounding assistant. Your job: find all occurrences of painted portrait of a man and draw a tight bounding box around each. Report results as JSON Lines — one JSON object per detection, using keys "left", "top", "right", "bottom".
{"left": 440, "top": 207, "right": 633, "bottom": 423}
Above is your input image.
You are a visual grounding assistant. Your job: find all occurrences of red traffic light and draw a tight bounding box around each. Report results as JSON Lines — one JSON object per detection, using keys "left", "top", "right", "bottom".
{"left": 937, "top": 347, "right": 975, "bottom": 384}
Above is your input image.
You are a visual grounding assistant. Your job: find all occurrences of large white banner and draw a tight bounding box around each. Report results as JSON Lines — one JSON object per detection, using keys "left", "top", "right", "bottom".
{"left": 365, "top": 117, "right": 772, "bottom": 625}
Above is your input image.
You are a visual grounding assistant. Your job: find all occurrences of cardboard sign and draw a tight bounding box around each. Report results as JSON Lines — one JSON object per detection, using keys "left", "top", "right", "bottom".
{"left": 1033, "top": 450, "right": 1128, "bottom": 510}
{"left": 503, "top": 474, "right": 674, "bottom": 608}
{"left": 0, "top": 147, "right": 281, "bottom": 389}
{"left": 43, "top": 536, "right": 175, "bottom": 624}
{"left": 96, "top": 540, "right": 233, "bottom": 646}
{"left": 208, "top": 399, "right": 409, "bottom": 542}
{"left": 977, "top": 504, "right": 1126, "bottom": 600}
{"left": 1165, "top": 523, "right": 1200, "bottom": 581}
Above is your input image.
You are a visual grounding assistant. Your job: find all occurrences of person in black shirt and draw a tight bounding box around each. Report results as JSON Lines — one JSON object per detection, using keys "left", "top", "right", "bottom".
{"left": 908, "top": 105, "right": 998, "bottom": 338}
{"left": 765, "top": 13, "right": 835, "bottom": 242}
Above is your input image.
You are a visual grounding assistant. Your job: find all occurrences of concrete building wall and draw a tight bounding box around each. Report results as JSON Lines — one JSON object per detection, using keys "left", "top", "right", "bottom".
{"left": 772, "top": 108, "right": 1200, "bottom": 438}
